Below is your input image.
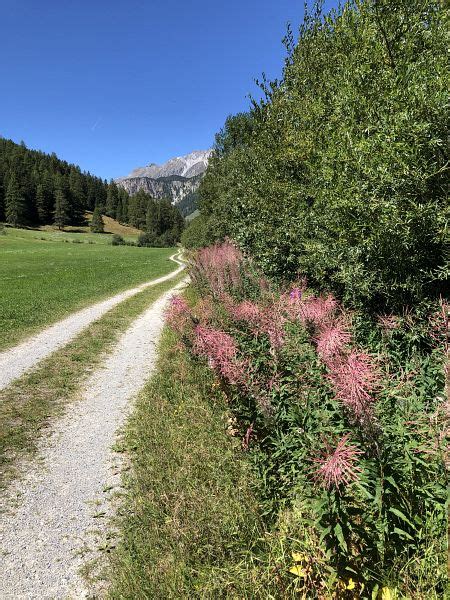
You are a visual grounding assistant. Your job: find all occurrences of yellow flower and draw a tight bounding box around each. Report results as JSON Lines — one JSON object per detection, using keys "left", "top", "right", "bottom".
{"left": 291, "top": 551, "right": 306, "bottom": 563}
{"left": 289, "top": 565, "right": 306, "bottom": 578}
{"left": 346, "top": 578, "right": 356, "bottom": 590}
{"left": 381, "top": 587, "right": 394, "bottom": 600}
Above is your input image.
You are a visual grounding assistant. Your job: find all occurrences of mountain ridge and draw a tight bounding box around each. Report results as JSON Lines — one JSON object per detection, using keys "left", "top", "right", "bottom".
{"left": 115, "top": 149, "right": 211, "bottom": 215}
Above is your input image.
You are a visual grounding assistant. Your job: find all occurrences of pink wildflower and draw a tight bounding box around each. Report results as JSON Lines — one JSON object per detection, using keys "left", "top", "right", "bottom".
{"left": 229, "top": 297, "right": 286, "bottom": 351}
{"left": 327, "top": 350, "right": 378, "bottom": 423}
{"left": 299, "top": 294, "right": 338, "bottom": 330}
{"left": 289, "top": 287, "right": 303, "bottom": 302}
{"left": 242, "top": 423, "right": 254, "bottom": 450}
{"left": 190, "top": 241, "right": 244, "bottom": 297}
{"left": 193, "top": 325, "right": 247, "bottom": 385}
{"left": 259, "top": 301, "right": 287, "bottom": 350}
{"left": 230, "top": 300, "right": 262, "bottom": 325}
{"left": 313, "top": 433, "right": 362, "bottom": 490}
{"left": 377, "top": 314, "right": 399, "bottom": 332}
{"left": 196, "top": 297, "right": 215, "bottom": 324}
{"left": 165, "top": 296, "right": 192, "bottom": 336}
{"left": 315, "top": 320, "right": 352, "bottom": 362}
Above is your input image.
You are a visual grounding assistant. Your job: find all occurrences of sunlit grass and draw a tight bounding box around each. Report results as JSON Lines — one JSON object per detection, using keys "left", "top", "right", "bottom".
{"left": 0, "top": 227, "right": 176, "bottom": 350}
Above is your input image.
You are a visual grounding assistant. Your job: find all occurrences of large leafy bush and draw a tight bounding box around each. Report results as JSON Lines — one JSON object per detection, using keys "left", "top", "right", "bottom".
{"left": 200, "top": 0, "right": 448, "bottom": 312}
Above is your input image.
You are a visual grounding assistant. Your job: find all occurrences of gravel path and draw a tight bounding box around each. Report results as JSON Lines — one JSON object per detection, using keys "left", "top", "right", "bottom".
{"left": 0, "top": 278, "right": 187, "bottom": 599}
{"left": 0, "top": 251, "right": 184, "bottom": 391}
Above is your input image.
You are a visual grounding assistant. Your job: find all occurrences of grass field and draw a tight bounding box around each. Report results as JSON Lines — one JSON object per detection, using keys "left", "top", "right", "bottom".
{"left": 0, "top": 227, "right": 176, "bottom": 350}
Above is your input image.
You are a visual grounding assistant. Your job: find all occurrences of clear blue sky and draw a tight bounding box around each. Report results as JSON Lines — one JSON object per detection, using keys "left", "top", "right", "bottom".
{"left": 1, "top": 0, "right": 336, "bottom": 180}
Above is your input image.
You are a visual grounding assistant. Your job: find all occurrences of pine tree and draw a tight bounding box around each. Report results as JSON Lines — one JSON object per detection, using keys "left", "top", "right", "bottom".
{"left": 90, "top": 206, "right": 105, "bottom": 233}
{"left": 105, "top": 181, "right": 119, "bottom": 218}
{"left": 54, "top": 186, "right": 69, "bottom": 230}
{"left": 69, "top": 168, "right": 86, "bottom": 224}
{"left": 35, "top": 184, "right": 47, "bottom": 223}
{"left": 5, "top": 173, "right": 27, "bottom": 226}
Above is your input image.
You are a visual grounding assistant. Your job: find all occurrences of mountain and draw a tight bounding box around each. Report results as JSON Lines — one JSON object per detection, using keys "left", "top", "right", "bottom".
{"left": 116, "top": 150, "right": 211, "bottom": 216}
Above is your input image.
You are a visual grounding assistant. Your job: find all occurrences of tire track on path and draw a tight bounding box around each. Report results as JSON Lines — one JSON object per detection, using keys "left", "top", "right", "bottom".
{"left": 0, "top": 277, "right": 187, "bottom": 599}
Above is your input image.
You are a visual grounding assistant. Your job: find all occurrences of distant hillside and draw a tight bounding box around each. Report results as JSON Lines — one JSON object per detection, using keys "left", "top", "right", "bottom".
{"left": 116, "top": 150, "right": 211, "bottom": 214}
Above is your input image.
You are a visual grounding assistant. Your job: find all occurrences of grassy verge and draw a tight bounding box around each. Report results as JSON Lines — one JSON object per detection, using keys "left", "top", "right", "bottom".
{"left": 0, "top": 270, "right": 186, "bottom": 489}
{"left": 107, "top": 323, "right": 268, "bottom": 599}
{"left": 0, "top": 227, "right": 177, "bottom": 350}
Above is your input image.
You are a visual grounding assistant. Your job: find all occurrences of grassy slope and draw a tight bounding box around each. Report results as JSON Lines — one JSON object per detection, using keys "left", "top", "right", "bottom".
{"left": 0, "top": 270, "right": 186, "bottom": 489}
{"left": 39, "top": 212, "right": 142, "bottom": 240}
{"left": 0, "top": 227, "right": 176, "bottom": 350}
{"left": 107, "top": 324, "right": 266, "bottom": 599}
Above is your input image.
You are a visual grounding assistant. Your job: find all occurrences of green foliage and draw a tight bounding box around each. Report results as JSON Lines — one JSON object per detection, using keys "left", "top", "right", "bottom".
{"left": 111, "top": 233, "right": 126, "bottom": 246}
{"left": 90, "top": 206, "right": 105, "bottom": 233}
{"left": 53, "top": 184, "right": 70, "bottom": 230}
{"left": 0, "top": 137, "right": 108, "bottom": 228}
{"left": 180, "top": 213, "right": 220, "bottom": 249}
{"left": 5, "top": 173, "right": 27, "bottom": 227}
{"left": 200, "top": 0, "right": 449, "bottom": 313}
{"left": 172, "top": 247, "right": 448, "bottom": 597}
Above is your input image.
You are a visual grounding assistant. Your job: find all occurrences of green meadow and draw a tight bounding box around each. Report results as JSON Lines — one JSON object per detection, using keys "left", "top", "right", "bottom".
{"left": 0, "top": 227, "right": 176, "bottom": 350}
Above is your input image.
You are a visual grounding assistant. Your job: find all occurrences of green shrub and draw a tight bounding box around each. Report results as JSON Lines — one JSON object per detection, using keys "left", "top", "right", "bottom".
{"left": 200, "top": 0, "right": 448, "bottom": 313}
{"left": 137, "top": 229, "right": 178, "bottom": 248}
{"left": 111, "top": 233, "right": 125, "bottom": 246}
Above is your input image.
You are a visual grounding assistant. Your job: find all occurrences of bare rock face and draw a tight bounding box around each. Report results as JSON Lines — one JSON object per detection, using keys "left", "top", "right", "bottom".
{"left": 116, "top": 150, "right": 212, "bottom": 211}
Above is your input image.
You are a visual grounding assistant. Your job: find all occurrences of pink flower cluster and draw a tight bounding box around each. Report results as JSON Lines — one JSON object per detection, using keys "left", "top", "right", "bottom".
{"left": 190, "top": 241, "right": 244, "bottom": 297}
{"left": 193, "top": 324, "right": 247, "bottom": 385}
{"left": 327, "top": 350, "right": 378, "bottom": 424}
{"left": 165, "top": 296, "right": 192, "bottom": 337}
{"left": 229, "top": 298, "right": 286, "bottom": 351}
{"left": 230, "top": 299, "right": 262, "bottom": 324}
{"left": 315, "top": 319, "right": 352, "bottom": 363}
{"left": 299, "top": 295, "right": 338, "bottom": 330}
{"left": 313, "top": 433, "right": 362, "bottom": 490}
{"left": 289, "top": 290, "right": 379, "bottom": 426}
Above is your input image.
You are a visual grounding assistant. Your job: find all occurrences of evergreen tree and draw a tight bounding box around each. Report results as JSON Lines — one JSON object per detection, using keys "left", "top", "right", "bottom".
{"left": 69, "top": 168, "right": 86, "bottom": 224}
{"left": 5, "top": 173, "right": 27, "bottom": 226}
{"left": 115, "top": 198, "right": 124, "bottom": 223}
{"left": 90, "top": 206, "right": 105, "bottom": 233}
{"left": 54, "top": 186, "right": 70, "bottom": 230}
{"left": 105, "top": 181, "right": 119, "bottom": 218}
{"left": 35, "top": 183, "right": 48, "bottom": 223}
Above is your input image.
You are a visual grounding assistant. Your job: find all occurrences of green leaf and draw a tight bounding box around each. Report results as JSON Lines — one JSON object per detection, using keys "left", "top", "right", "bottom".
{"left": 389, "top": 507, "right": 415, "bottom": 529}
{"left": 334, "top": 523, "right": 347, "bottom": 552}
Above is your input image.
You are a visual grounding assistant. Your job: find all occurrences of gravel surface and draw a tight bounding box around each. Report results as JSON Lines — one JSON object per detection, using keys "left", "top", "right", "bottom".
{"left": 0, "top": 252, "right": 184, "bottom": 391}
{"left": 0, "top": 278, "right": 187, "bottom": 599}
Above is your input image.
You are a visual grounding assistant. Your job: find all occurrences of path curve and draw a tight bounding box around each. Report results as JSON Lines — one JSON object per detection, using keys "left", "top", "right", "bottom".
{"left": 0, "top": 278, "right": 187, "bottom": 599}
{"left": 0, "top": 251, "right": 184, "bottom": 391}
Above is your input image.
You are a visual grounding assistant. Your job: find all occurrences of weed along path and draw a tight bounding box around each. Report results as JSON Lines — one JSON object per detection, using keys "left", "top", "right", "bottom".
{"left": 0, "top": 251, "right": 184, "bottom": 391}
{"left": 0, "top": 277, "right": 187, "bottom": 599}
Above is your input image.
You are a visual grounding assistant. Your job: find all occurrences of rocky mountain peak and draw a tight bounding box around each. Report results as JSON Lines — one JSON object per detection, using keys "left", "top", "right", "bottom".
{"left": 121, "top": 149, "right": 212, "bottom": 181}
{"left": 115, "top": 149, "right": 212, "bottom": 216}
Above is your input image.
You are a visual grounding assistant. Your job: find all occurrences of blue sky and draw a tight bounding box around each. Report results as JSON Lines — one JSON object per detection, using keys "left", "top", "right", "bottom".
{"left": 1, "top": 0, "right": 336, "bottom": 180}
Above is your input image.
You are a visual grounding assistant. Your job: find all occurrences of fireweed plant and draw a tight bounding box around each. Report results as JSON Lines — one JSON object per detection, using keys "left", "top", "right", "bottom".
{"left": 166, "top": 242, "right": 448, "bottom": 597}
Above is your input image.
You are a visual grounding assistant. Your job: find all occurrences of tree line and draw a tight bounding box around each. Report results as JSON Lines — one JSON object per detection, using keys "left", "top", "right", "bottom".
{"left": 0, "top": 137, "right": 184, "bottom": 245}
